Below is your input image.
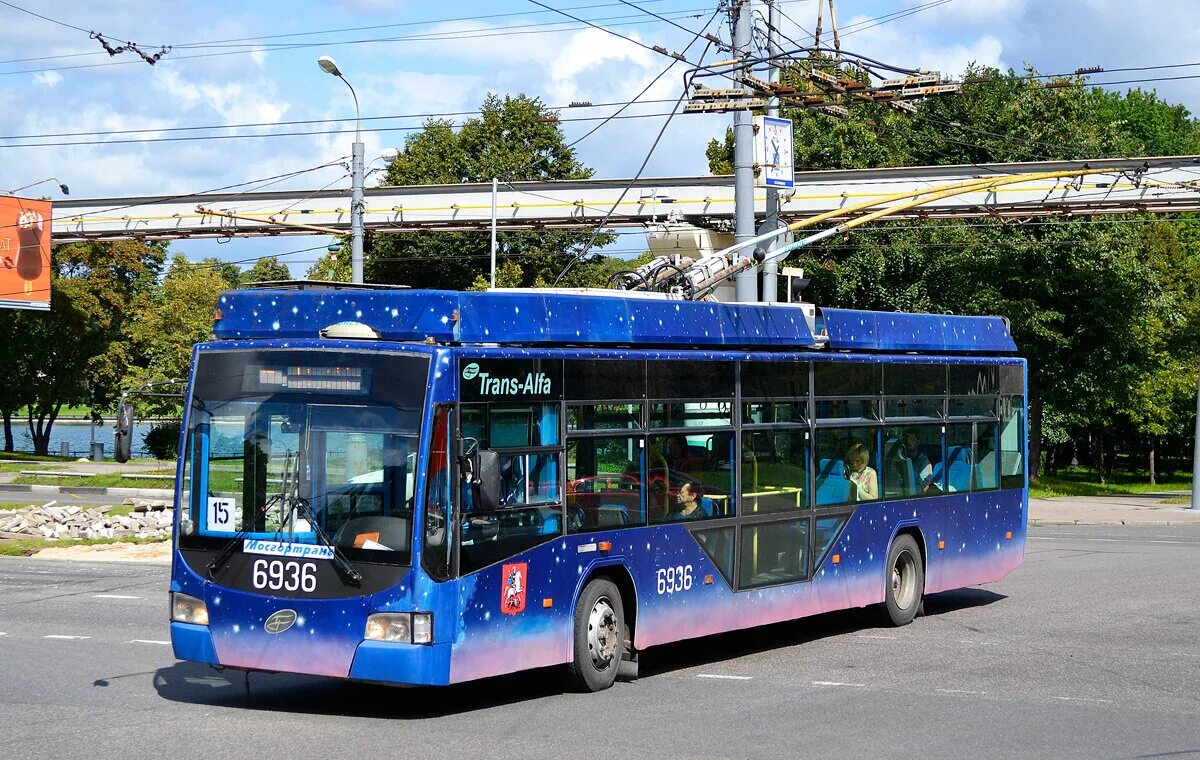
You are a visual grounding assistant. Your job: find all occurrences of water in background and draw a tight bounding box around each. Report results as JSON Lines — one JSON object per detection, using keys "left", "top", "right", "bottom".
{"left": 6, "top": 421, "right": 158, "bottom": 459}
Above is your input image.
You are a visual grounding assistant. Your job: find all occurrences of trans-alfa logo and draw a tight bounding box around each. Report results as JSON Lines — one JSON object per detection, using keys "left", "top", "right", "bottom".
{"left": 463, "top": 363, "right": 551, "bottom": 396}
{"left": 264, "top": 609, "right": 298, "bottom": 634}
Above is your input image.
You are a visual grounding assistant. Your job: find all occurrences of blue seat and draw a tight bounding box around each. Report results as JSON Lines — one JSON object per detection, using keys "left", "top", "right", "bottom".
{"left": 883, "top": 439, "right": 916, "bottom": 497}
{"left": 944, "top": 446, "right": 974, "bottom": 492}
{"left": 816, "top": 458, "right": 850, "bottom": 505}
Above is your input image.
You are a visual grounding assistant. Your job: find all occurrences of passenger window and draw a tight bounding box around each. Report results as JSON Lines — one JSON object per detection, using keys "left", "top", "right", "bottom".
{"left": 647, "top": 432, "right": 734, "bottom": 521}
{"left": 813, "top": 362, "right": 881, "bottom": 396}
{"left": 814, "top": 398, "right": 879, "bottom": 422}
{"left": 650, "top": 401, "right": 732, "bottom": 428}
{"left": 814, "top": 515, "right": 848, "bottom": 565}
{"left": 999, "top": 396, "right": 1025, "bottom": 489}
{"left": 739, "top": 519, "right": 809, "bottom": 588}
{"left": 946, "top": 422, "right": 998, "bottom": 492}
{"left": 566, "top": 437, "right": 644, "bottom": 532}
{"left": 422, "top": 405, "right": 452, "bottom": 581}
{"left": 744, "top": 400, "right": 803, "bottom": 424}
{"left": 568, "top": 403, "right": 642, "bottom": 432}
{"left": 647, "top": 361, "right": 734, "bottom": 399}
{"left": 949, "top": 364, "right": 999, "bottom": 395}
{"left": 741, "top": 430, "right": 807, "bottom": 513}
{"left": 886, "top": 363, "right": 946, "bottom": 395}
{"left": 741, "top": 360, "right": 809, "bottom": 399}
{"left": 565, "top": 359, "right": 645, "bottom": 401}
{"left": 881, "top": 425, "right": 944, "bottom": 498}
{"left": 884, "top": 396, "right": 942, "bottom": 419}
{"left": 813, "top": 427, "right": 880, "bottom": 507}
{"left": 693, "top": 525, "right": 735, "bottom": 587}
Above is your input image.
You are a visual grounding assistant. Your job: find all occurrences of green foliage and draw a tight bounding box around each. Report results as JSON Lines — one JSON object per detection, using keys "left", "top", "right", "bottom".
{"left": 143, "top": 422, "right": 181, "bottom": 460}
{"left": 369, "top": 93, "right": 615, "bottom": 290}
{"left": 708, "top": 64, "right": 1200, "bottom": 481}
{"left": 127, "top": 255, "right": 227, "bottom": 417}
{"left": 241, "top": 256, "right": 292, "bottom": 284}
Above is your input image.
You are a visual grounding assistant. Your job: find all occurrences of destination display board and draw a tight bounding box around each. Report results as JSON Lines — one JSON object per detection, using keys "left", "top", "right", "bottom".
{"left": 0, "top": 196, "right": 51, "bottom": 311}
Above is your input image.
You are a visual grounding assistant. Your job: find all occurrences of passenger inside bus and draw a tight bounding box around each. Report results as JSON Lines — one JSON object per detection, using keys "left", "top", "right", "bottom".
{"left": 665, "top": 482, "right": 713, "bottom": 521}
{"left": 846, "top": 442, "right": 878, "bottom": 502}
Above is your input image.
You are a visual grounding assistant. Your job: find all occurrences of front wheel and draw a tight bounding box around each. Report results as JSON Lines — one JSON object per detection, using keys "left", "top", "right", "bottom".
{"left": 566, "top": 579, "right": 625, "bottom": 692}
{"left": 881, "top": 534, "right": 924, "bottom": 627}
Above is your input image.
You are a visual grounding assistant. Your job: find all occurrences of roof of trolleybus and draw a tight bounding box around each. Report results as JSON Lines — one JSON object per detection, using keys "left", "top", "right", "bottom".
{"left": 211, "top": 284, "right": 1018, "bottom": 355}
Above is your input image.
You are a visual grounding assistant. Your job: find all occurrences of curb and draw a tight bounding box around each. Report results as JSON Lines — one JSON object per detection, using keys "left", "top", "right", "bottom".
{"left": 0, "top": 484, "right": 174, "bottom": 499}
{"left": 1030, "top": 519, "right": 1200, "bottom": 527}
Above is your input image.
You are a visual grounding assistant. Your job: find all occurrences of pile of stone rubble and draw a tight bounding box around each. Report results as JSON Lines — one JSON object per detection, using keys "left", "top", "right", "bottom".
{"left": 0, "top": 500, "right": 173, "bottom": 540}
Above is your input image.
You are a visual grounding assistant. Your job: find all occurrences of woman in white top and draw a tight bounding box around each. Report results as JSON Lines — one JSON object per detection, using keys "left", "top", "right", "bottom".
{"left": 846, "top": 441, "right": 879, "bottom": 502}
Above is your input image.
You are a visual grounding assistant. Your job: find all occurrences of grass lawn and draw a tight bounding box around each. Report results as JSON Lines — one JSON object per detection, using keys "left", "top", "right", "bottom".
{"left": 1030, "top": 467, "right": 1193, "bottom": 499}
{"left": 12, "top": 473, "right": 175, "bottom": 489}
{"left": 1161, "top": 495, "right": 1192, "bottom": 506}
{"left": 0, "top": 536, "right": 165, "bottom": 557}
{"left": 0, "top": 462, "right": 66, "bottom": 473}
{"left": 0, "top": 452, "right": 74, "bottom": 463}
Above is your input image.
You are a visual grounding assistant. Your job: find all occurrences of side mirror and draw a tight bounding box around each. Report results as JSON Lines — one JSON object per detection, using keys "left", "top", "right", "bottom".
{"left": 475, "top": 450, "right": 501, "bottom": 513}
{"left": 114, "top": 402, "right": 134, "bottom": 463}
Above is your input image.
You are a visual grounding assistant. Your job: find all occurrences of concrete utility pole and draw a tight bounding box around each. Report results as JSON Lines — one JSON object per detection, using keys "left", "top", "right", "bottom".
{"left": 732, "top": 0, "right": 758, "bottom": 303}
{"left": 762, "top": 0, "right": 782, "bottom": 303}
{"left": 490, "top": 177, "right": 499, "bottom": 289}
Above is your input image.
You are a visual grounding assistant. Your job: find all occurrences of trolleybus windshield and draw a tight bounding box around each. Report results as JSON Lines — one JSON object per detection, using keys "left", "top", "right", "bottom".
{"left": 178, "top": 349, "right": 429, "bottom": 568}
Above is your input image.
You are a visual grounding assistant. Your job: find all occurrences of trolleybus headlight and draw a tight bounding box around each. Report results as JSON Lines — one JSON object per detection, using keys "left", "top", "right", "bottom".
{"left": 171, "top": 592, "right": 209, "bottom": 626}
{"left": 412, "top": 613, "right": 433, "bottom": 644}
{"left": 365, "top": 613, "right": 411, "bottom": 643}
{"left": 364, "top": 613, "right": 433, "bottom": 644}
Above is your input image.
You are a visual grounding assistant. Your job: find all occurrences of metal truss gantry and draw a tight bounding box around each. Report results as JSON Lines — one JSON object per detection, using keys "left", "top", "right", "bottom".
{"left": 49, "top": 155, "right": 1200, "bottom": 243}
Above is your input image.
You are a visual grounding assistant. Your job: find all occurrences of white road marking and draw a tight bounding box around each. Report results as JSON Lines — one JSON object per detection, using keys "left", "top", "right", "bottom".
{"left": 812, "top": 681, "right": 865, "bottom": 687}
{"left": 0, "top": 632, "right": 7, "bottom": 637}
{"left": 695, "top": 674, "right": 752, "bottom": 681}
{"left": 856, "top": 634, "right": 898, "bottom": 640}
{"left": 92, "top": 594, "right": 143, "bottom": 600}
{"left": 1051, "top": 695, "right": 1113, "bottom": 704}
{"left": 1148, "top": 540, "right": 1191, "bottom": 545}
{"left": 43, "top": 635, "right": 90, "bottom": 640}
{"left": 937, "top": 688, "right": 986, "bottom": 695}
{"left": 130, "top": 639, "right": 170, "bottom": 646}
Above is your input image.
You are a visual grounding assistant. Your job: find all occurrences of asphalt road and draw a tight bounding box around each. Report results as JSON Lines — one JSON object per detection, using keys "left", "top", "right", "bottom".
{"left": 1, "top": 525, "right": 1198, "bottom": 760}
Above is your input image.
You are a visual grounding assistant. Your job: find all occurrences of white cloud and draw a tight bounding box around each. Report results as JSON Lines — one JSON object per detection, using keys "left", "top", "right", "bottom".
{"left": 33, "top": 71, "right": 63, "bottom": 88}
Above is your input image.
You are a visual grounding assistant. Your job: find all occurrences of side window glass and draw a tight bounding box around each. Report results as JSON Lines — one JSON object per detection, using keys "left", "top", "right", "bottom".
{"left": 693, "top": 526, "right": 735, "bottom": 587}
{"left": 946, "top": 422, "right": 998, "bottom": 492}
{"left": 999, "top": 396, "right": 1025, "bottom": 489}
{"left": 422, "top": 405, "right": 452, "bottom": 581}
{"left": 881, "top": 425, "right": 944, "bottom": 498}
{"left": 567, "top": 437, "right": 644, "bottom": 532}
{"left": 648, "top": 432, "right": 734, "bottom": 521}
{"left": 739, "top": 519, "right": 809, "bottom": 588}
{"left": 742, "top": 430, "right": 807, "bottom": 513}
{"left": 814, "top": 427, "right": 880, "bottom": 507}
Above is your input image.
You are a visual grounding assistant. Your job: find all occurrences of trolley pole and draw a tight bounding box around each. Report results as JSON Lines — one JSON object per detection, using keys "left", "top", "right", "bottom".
{"left": 762, "top": 0, "right": 782, "bottom": 303}
{"left": 732, "top": 0, "right": 758, "bottom": 303}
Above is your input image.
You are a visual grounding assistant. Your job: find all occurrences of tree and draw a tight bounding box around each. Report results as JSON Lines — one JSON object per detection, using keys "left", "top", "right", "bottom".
{"left": 15, "top": 240, "right": 165, "bottom": 454}
{"left": 707, "top": 65, "right": 1200, "bottom": 480}
{"left": 128, "top": 255, "right": 229, "bottom": 417}
{"left": 241, "top": 256, "right": 292, "bottom": 284}
{"left": 196, "top": 257, "right": 243, "bottom": 289}
{"left": 361, "top": 93, "right": 615, "bottom": 290}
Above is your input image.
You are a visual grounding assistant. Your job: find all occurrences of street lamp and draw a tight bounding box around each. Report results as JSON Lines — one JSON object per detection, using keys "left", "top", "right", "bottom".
{"left": 317, "top": 55, "right": 364, "bottom": 284}
{"left": 6, "top": 177, "right": 69, "bottom": 196}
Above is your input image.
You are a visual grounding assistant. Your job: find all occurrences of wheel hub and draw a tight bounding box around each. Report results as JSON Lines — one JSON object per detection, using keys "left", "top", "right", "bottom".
{"left": 892, "top": 550, "right": 917, "bottom": 610}
{"left": 587, "top": 597, "right": 618, "bottom": 670}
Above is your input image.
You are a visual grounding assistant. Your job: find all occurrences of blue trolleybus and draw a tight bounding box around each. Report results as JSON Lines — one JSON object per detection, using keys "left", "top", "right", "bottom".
{"left": 168, "top": 284, "right": 1027, "bottom": 692}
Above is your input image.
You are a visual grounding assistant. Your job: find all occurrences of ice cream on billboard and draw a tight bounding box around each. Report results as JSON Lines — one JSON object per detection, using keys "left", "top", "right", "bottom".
{"left": 0, "top": 196, "right": 52, "bottom": 310}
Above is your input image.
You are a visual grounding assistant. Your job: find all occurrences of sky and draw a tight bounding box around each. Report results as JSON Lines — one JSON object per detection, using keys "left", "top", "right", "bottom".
{"left": 4, "top": 0, "right": 1200, "bottom": 275}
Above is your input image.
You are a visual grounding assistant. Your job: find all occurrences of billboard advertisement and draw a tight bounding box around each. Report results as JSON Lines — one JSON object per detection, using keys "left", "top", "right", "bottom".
{"left": 0, "top": 195, "right": 51, "bottom": 311}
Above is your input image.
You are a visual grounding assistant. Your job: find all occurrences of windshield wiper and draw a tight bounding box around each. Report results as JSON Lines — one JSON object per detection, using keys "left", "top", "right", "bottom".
{"left": 206, "top": 452, "right": 293, "bottom": 579}
{"left": 289, "top": 493, "right": 363, "bottom": 586}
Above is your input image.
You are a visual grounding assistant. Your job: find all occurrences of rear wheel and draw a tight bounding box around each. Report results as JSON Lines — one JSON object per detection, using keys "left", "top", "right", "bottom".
{"left": 566, "top": 578, "right": 625, "bottom": 692}
{"left": 882, "top": 534, "right": 924, "bottom": 626}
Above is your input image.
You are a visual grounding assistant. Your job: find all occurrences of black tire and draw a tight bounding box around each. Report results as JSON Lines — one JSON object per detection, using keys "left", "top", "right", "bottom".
{"left": 566, "top": 578, "right": 625, "bottom": 693}
{"left": 881, "top": 534, "right": 924, "bottom": 627}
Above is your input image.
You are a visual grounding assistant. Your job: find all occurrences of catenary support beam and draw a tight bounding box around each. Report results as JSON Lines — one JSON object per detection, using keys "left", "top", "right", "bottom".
{"left": 48, "top": 155, "right": 1200, "bottom": 243}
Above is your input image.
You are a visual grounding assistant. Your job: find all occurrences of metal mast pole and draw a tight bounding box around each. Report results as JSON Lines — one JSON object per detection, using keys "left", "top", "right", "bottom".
{"left": 733, "top": 0, "right": 758, "bottom": 303}
{"left": 1192, "top": 363, "right": 1200, "bottom": 510}
{"left": 762, "top": 0, "right": 782, "bottom": 303}
{"left": 490, "top": 177, "right": 499, "bottom": 288}
{"left": 351, "top": 139, "right": 364, "bottom": 284}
